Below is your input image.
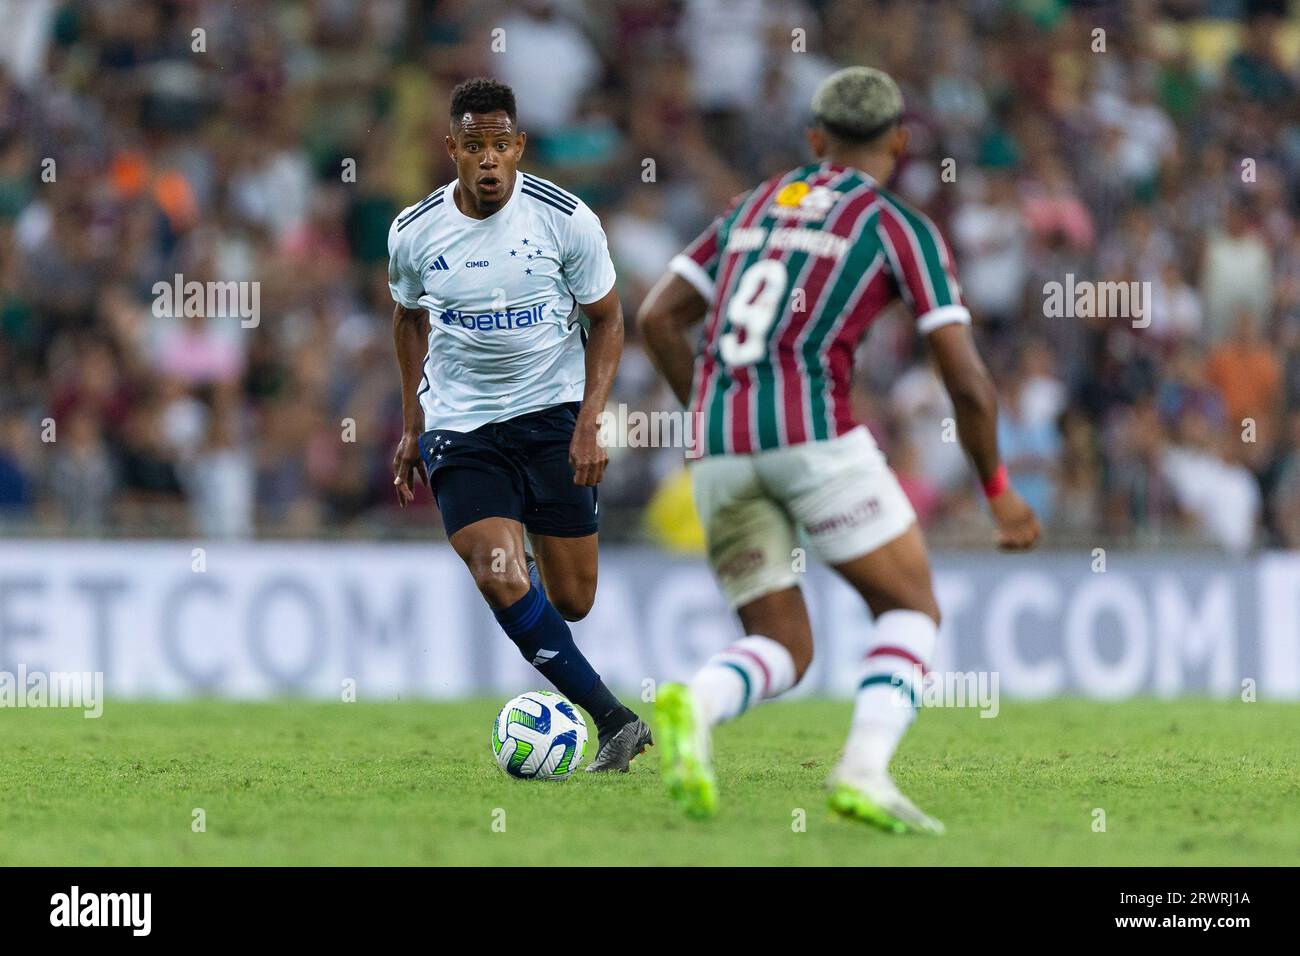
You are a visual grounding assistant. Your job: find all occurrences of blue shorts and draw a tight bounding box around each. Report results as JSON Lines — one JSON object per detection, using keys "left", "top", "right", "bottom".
{"left": 420, "top": 402, "right": 598, "bottom": 539}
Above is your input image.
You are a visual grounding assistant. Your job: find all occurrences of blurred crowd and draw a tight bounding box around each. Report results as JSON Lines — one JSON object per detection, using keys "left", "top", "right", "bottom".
{"left": 1, "top": 0, "right": 1299, "bottom": 552}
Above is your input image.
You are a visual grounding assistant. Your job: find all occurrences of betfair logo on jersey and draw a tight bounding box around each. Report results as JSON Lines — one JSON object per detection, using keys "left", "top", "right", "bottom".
{"left": 772, "top": 182, "right": 838, "bottom": 221}
{"left": 438, "top": 303, "right": 546, "bottom": 331}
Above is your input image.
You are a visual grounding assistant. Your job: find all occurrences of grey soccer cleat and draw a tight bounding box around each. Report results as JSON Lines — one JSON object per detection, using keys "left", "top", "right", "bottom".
{"left": 584, "top": 718, "right": 654, "bottom": 773}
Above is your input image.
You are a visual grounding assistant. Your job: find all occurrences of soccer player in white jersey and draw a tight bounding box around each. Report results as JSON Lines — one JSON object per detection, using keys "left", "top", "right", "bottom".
{"left": 388, "top": 78, "right": 651, "bottom": 771}
{"left": 639, "top": 67, "right": 1040, "bottom": 829}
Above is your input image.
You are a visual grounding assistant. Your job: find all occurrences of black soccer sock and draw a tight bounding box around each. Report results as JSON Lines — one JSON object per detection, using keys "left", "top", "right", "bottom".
{"left": 493, "top": 585, "right": 633, "bottom": 738}
{"left": 579, "top": 681, "right": 638, "bottom": 747}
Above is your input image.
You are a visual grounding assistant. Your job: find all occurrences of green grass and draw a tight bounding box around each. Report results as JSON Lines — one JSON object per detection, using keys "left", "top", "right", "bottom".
{"left": 1, "top": 698, "right": 1297, "bottom": 865}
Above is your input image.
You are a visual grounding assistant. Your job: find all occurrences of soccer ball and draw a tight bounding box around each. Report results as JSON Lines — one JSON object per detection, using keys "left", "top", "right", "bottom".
{"left": 492, "top": 691, "right": 588, "bottom": 780}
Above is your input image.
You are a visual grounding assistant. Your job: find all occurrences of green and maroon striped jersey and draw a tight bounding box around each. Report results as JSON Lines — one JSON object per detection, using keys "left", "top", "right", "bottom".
{"left": 670, "top": 161, "right": 970, "bottom": 457}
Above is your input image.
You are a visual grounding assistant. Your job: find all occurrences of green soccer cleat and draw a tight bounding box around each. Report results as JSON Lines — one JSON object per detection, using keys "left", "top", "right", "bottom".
{"left": 655, "top": 682, "right": 718, "bottom": 819}
{"left": 827, "top": 769, "right": 945, "bottom": 836}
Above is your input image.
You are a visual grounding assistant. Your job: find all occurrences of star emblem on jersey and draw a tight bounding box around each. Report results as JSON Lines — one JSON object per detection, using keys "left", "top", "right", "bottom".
{"left": 507, "top": 235, "right": 547, "bottom": 266}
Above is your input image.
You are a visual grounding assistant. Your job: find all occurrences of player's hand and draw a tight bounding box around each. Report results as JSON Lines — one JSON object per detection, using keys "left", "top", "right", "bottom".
{"left": 391, "top": 432, "right": 427, "bottom": 507}
{"left": 988, "top": 487, "right": 1041, "bottom": 552}
{"left": 569, "top": 417, "right": 608, "bottom": 486}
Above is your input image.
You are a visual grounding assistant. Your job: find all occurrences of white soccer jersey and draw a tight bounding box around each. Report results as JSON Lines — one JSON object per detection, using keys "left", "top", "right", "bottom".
{"left": 387, "top": 172, "right": 617, "bottom": 434}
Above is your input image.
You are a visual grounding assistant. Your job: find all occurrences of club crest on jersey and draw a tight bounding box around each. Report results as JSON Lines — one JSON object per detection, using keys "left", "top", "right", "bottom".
{"left": 507, "top": 236, "right": 549, "bottom": 276}
{"left": 772, "top": 182, "right": 838, "bottom": 222}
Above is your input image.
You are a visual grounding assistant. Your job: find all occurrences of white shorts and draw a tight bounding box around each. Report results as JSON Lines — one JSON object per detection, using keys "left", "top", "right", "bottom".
{"left": 689, "top": 426, "right": 917, "bottom": 609}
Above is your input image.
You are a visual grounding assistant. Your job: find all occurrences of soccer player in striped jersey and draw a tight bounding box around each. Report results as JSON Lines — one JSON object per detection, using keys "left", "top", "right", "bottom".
{"left": 389, "top": 78, "right": 651, "bottom": 771}
{"left": 639, "top": 67, "right": 1040, "bottom": 831}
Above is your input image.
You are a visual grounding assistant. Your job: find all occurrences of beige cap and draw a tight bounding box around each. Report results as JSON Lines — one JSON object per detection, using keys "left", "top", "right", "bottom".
{"left": 811, "top": 66, "right": 903, "bottom": 139}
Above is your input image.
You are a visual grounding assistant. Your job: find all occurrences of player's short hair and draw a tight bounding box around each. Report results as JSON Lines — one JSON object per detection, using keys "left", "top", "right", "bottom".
{"left": 450, "top": 77, "right": 517, "bottom": 127}
{"left": 812, "top": 67, "right": 903, "bottom": 144}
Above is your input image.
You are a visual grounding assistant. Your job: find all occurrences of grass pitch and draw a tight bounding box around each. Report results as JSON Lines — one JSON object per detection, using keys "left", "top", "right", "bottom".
{"left": 1, "top": 698, "right": 1296, "bottom": 866}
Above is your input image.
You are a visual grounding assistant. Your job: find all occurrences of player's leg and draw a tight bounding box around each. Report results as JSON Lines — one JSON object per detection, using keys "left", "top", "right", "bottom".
{"left": 687, "top": 586, "right": 812, "bottom": 731}
{"left": 826, "top": 524, "right": 944, "bottom": 834}
{"left": 780, "top": 426, "right": 943, "bottom": 834}
{"left": 446, "top": 512, "right": 595, "bottom": 683}
{"left": 447, "top": 513, "right": 639, "bottom": 755}
{"left": 427, "top": 428, "right": 643, "bottom": 770}
{"left": 528, "top": 531, "right": 597, "bottom": 622}
{"left": 656, "top": 452, "right": 807, "bottom": 817}
{"left": 528, "top": 530, "right": 649, "bottom": 769}
{"left": 511, "top": 404, "right": 651, "bottom": 770}
{"left": 447, "top": 514, "right": 531, "bottom": 608}
{"left": 515, "top": 403, "right": 600, "bottom": 623}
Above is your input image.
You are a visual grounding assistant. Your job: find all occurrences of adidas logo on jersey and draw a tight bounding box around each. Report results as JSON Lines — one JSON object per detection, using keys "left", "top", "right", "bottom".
{"left": 429, "top": 255, "right": 450, "bottom": 271}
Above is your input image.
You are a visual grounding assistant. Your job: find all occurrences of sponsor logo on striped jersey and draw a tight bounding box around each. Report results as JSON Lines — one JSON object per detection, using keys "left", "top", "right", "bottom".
{"left": 771, "top": 182, "right": 839, "bottom": 221}
{"left": 724, "top": 226, "right": 850, "bottom": 260}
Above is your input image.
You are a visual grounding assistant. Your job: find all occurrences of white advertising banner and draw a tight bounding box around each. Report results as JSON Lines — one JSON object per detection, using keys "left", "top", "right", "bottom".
{"left": 0, "top": 541, "right": 1297, "bottom": 700}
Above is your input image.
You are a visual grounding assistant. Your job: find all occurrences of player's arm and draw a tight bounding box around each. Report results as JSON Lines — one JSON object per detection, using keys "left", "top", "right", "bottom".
{"left": 638, "top": 272, "right": 708, "bottom": 406}
{"left": 561, "top": 200, "right": 626, "bottom": 488}
{"left": 927, "top": 317, "right": 1038, "bottom": 551}
{"left": 878, "top": 200, "right": 1038, "bottom": 551}
{"left": 572, "top": 288, "right": 623, "bottom": 487}
{"left": 391, "top": 303, "right": 429, "bottom": 506}
{"left": 387, "top": 218, "right": 431, "bottom": 508}
{"left": 638, "top": 206, "right": 729, "bottom": 405}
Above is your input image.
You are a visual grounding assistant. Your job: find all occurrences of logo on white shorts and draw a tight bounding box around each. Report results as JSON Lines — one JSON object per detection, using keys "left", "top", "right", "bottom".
{"left": 806, "top": 498, "right": 880, "bottom": 536}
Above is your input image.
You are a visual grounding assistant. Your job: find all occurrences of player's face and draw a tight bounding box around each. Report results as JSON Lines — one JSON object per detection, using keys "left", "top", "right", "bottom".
{"left": 446, "top": 111, "right": 525, "bottom": 213}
